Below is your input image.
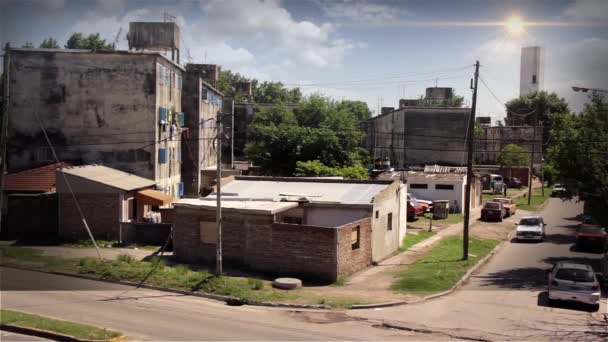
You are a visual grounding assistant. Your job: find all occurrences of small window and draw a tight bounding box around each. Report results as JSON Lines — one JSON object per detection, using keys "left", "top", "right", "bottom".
{"left": 410, "top": 183, "right": 428, "bottom": 189}
{"left": 351, "top": 225, "right": 360, "bottom": 250}
{"left": 283, "top": 216, "right": 303, "bottom": 224}
{"left": 375, "top": 210, "right": 379, "bottom": 218}
{"left": 532, "top": 75, "right": 537, "bottom": 84}
{"left": 436, "top": 184, "right": 454, "bottom": 190}
{"left": 37, "top": 147, "right": 53, "bottom": 162}
{"left": 201, "top": 88, "right": 208, "bottom": 101}
{"left": 387, "top": 213, "right": 393, "bottom": 231}
{"left": 200, "top": 221, "right": 218, "bottom": 244}
{"left": 126, "top": 198, "right": 135, "bottom": 221}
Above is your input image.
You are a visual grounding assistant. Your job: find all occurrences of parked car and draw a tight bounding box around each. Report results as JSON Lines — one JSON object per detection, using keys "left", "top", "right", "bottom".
{"left": 481, "top": 201, "right": 506, "bottom": 222}
{"left": 505, "top": 177, "right": 523, "bottom": 188}
{"left": 547, "top": 262, "right": 601, "bottom": 311}
{"left": 515, "top": 216, "right": 545, "bottom": 242}
{"left": 551, "top": 183, "right": 567, "bottom": 197}
{"left": 579, "top": 214, "right": 599, "bottom": 226}
{"left": 576, "top": 225, "right": 607, "bottom": 252}
{"left": 407, "top": 193, "right": 432, "bottom": 213}
{"left": 492, "top": 197, "right": 517, "bottom": 217}
{"left": 407, "top": 200, "right": 425, "bottom": 220}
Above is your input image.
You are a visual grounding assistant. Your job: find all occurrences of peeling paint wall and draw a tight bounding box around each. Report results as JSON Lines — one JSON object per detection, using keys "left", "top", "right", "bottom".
{"left": 7, "top": 50, "right": 184, "bottom": 199}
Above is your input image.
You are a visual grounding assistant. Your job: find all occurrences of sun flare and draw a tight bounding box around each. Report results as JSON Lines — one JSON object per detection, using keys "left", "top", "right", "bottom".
{"left": 506, "top": 16, "right": 525, "bottom": 34}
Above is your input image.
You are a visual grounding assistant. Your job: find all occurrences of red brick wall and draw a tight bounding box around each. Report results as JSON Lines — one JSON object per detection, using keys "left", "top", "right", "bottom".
{"left": 173, "top": 207, "right": 340, "bottom": 281}
{"left": 337, "top": 218, "right": 372, "bottom": 276}
{"left": 59, "top": 193, "right": 120, "bottom": 241}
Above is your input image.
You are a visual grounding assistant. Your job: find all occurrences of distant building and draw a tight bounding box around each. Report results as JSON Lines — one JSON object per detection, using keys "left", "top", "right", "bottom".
{"left": 425, "top": 87, "right": 453, "bottom": 102}
{"left": 475, "top": 126, "right": 543, "bottom": 165}
{"left": 363, "top": 106, "right": 471, "bottom": 167}
{"left": 520, "top": 46, "right": 544, "bottom": 97}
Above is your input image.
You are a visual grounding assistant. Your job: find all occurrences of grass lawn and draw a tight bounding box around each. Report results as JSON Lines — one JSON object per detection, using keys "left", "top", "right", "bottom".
{"left": 392, "top": 236, "right": 499, "bottom": 295}
{"left": 515, "top": 187, "right": 551, "bottom": 211}
{"left": 0, "top": 309, "right": 122, "bottom": 340}
{"left": 409, "top": 213, "right": 463, "bottom": 230}
{"left": 399, "top": 231, "right": 435, "bottom": 252}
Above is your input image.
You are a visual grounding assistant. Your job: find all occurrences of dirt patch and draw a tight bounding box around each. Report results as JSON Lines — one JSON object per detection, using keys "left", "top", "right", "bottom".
{"left": 289, "top": 310, "right": 368, "bottom": 324}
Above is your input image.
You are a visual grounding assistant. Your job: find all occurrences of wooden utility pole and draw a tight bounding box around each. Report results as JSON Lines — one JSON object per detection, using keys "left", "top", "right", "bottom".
{"left": 215, "top": 110, "right": 223, "bottom": 276}
{"left": 0, "top": 43, "right": 11, "bottom": 231}
{"left": 527, "top": 112, "right": 537, "bottom": 205}
{"left": 463, "top": 60, "right": 480, "bottom": 261}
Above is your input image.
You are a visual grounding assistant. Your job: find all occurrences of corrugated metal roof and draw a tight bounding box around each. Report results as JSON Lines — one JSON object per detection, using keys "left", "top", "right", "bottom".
{"left": 208, "top": 178, "right": 391, "bottom": 205}
{"left": 5, "top": 162, "right": 70, "bottom": 192}
{"left": 424, "top": 165, "right": 467, "bottom": 174}
{"left": 175, "top": 199, "right": 298, "bottom": 214}
{"left": 407, "top": 171, "right": 465, "bottom": 181}
{"left": 58, "top": 165, "right": 156, "bottom": 191}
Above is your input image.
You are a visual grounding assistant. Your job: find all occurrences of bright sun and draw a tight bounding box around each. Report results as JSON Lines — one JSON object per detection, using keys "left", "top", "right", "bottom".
{"left": 507, "top": 16, "right": 525, "bottom": 34}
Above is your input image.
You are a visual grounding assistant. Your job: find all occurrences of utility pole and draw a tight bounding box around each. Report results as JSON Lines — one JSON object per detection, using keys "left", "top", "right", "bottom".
{"left": 527, "top": 112, "right": 537, "bottom": 205}
{"left": 215, "top": 110, "right": 223, "bottom": 276}
{"left": 0, "top": 43, "right": 11, "bottom": 231}
{"left": 463, "top": 60, "right": 480, "bottom": 261}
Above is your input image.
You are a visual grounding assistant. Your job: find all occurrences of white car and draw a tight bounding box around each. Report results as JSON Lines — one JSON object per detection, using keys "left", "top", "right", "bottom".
{"left": 548, "top": 262, "right": 601, "bottom": 311}
{"left": 516, "top": 216, "right": 545, "bottom": 241}
{"left": 551, "top": 184, "right": 567, "bottom": 197}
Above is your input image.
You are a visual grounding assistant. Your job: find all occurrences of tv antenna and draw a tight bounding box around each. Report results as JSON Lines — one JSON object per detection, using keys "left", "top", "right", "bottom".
{"left": 163, "top": 12, "right": 176, "bottom": 22}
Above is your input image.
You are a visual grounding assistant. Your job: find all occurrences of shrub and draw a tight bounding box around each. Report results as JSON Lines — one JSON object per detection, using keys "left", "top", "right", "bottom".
{"left": 247, "top": 278, "right": 264, "bottom": 290}
{"left": 116, "top": 254, "right": 135, "bottom": 264}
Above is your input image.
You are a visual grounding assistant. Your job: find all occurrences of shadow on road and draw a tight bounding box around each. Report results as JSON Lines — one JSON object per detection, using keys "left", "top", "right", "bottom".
{"left": 471, "top": 267, "right": 548, "bottom": 290}
{"left": 543, "top": 233, "right": 575, "bottom": 245}
{"left": 542, "top": 256, "right": 603, "bottom": 271}
{"left": 537, "top": 291, "right": 598, "bottom": 312}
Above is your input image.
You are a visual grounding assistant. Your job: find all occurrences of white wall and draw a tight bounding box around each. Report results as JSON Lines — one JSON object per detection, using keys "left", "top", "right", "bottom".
{"left": 408, "top": 177, "right": 466, "bottom": 213}
{"left": 370, "top": 182, "right": 401, "bottom": 262}
{"left": 520, "top": 46, "right": 545, "bottom": 96}
{"left": 303, "top": 206, "right": 370, "bottom": 227}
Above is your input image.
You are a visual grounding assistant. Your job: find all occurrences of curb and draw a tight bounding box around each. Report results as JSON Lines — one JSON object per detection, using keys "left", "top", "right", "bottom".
{"left": 0, "top": 323, "right": 126, "bottom": 342}
{"left": 0, "top": 264, "right": 330, "bottom": 310}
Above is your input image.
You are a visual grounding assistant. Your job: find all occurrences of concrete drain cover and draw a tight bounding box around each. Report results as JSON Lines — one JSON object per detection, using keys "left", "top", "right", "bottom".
{"left": 272, "top": 278, "right": 302, "bottom": 290}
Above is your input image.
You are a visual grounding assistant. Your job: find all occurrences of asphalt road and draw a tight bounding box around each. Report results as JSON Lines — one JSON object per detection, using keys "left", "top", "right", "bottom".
{"left": 0, "top": 267, "right": 423, "bottom": 341}
{"left": 351, "top": 198, "right": 608, "bottom": 341}
{"left": 465, "top": 197, "right": 604, "bottom": 292}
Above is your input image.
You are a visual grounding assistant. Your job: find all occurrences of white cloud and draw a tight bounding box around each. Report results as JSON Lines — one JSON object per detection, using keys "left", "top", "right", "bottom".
{"left": 563, "top": 0, "right": 608, "bottom": 22}
{"left": 320, "top": 0, "right": 406, "bottom": 23}
{"left": 96, "top": 0, "right": 126, "bottom": 13}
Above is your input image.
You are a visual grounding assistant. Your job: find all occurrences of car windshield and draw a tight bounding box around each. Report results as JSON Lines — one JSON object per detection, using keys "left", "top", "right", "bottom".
{"left": 519, "top": 218, "right": 541, "bottom": 225}
{"left": 555, "top": 268, "right": 595, "bottom": 282}
{"left": 582, "top": 217, "right": 598, "bottom": 225}
{"left": 553, "top": 184, "right": 563, "bottom": 189}
{"left": 485, "top": 202, "right": 500, "bottom": 209}
{"left": 579, "top": 225, "right": 606, "bottom": 234}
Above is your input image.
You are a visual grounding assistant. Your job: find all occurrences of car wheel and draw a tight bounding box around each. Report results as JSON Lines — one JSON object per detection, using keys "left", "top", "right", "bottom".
{"left": 590, "top": 304, "right": 600, "bottom": 312}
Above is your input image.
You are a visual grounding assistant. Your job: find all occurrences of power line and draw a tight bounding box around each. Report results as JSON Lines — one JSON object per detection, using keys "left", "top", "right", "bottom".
{"left": 478, "top": 75, "right": 536, "bottom": 119}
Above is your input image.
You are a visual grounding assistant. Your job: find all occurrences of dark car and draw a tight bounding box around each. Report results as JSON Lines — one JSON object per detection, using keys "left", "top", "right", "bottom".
{"left": 481, "top": 202, "right": 506, "bottom": 222}
{"left": 576, "top": 225, "right": 607, "bottom": 252}
{"left": 407, "top": 200, "right": 425, "bottom": 220}
{"left": 505, "top": 177, "right": 523, "bottom": 188}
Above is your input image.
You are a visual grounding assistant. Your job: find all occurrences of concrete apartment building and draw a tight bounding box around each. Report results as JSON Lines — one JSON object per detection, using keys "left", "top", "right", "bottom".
{"left": 475, "top": 126, "right": 543, "bottom": 165}
{"left": 363, "top": 106, "right": 471, "bottom": 167}
{"left": 5, "top": 23, "right": 189, "bottom": 199}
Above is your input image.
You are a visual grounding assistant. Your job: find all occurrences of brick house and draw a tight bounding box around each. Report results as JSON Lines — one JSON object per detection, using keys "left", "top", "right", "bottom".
{"left": 57, "top": 165, "right": 172, "bottom": 242}
{"left": 173, "top": 199, "right": 372, "bottom": 282}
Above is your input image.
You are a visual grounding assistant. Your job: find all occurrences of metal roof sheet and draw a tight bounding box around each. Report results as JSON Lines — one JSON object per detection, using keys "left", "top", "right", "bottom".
{"left": 5, "top": 162, "right": 70, "bottom": 192}
{"left": 208, "top": 179, "right": 390, "bottom": 205}
{"left": 57, "top": 165, "right": 156, "bottom": 191}
{"left": 175, "top": 199, "right": 298, "bottom": 214}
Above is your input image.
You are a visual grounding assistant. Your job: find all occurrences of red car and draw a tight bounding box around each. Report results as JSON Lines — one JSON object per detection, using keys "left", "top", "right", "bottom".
{"left": 576, "top": 225, "right": 607, "bottom": 252}
{"left": 407, "top": 200, "right": 425, "bottom": 220}
{"left": 481, "top": 202, "right": 506, "bottom": 222}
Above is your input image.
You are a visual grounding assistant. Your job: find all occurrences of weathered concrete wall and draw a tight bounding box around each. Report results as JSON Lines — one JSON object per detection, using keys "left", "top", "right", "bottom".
{"left": 370, "top": 180, "right": 401, "bottom": 262}
{"left": 476, "top": 126, "right": 542, "bottom": 165}
{"left": 303, "top": 205, "right": 370, "bottom": 227}
{"left": 7, "top": 49, "right": 184, "bottom": 199}
{"left": 364, "top": 107, "right": 471, "bottom": 167}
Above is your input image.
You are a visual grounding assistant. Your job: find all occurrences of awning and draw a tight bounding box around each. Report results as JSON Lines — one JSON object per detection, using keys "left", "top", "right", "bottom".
{"left": 137, "top": 189, "right": 173, "bottom": 206}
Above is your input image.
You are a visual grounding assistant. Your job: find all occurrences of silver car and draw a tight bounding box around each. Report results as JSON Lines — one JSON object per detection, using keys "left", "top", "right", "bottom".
{"left": 516, "top": 216, "right": 545, "bottom": 241}
{"left": 547, "top": 262, "right": 600, "bottom": 311}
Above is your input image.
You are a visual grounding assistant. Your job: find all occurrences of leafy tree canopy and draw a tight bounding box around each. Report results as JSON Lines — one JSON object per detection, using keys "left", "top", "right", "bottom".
{"left": 497, "top": 144, "right": 530, "bottom": 168}
{"left": 39, "top": 37, "right": 60, "bottom": 49}
{"left": 336, "top": 100, "right": 372, "bottom": 122}
{"left": 294, "top": 160, "right": 369, "bottom": 179}
{"left": 65, "top": 33, "right": 114, "bottom": 50}
{"left": 21, "top": 42, "right": 34, "bottom": 48}
{"left": 548, "top": 94, "right": 608, "bottom": 225}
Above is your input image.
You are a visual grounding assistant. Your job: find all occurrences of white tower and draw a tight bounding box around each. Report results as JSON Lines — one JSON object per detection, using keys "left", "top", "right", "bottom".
{"left": 519, "top": 46, "right": 545, "bottom": 96}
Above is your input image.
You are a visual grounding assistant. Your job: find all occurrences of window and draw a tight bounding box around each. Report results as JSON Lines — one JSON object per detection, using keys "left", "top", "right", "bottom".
{"left": 283, "top": 216, "right": 303, "bottom": 224}
{"left": 201, "top": 88, "right": 208, "bottom": 101}
{"left": 200, "top": 221, "right": 218, "bottom": 244}
{"left": 387, "top": 213, "right": 393, "bottom": 231}
{"left": 126, "top": 198, "right": 135, "bottom": 221}
{"left": 158, "top": 148, "right": 167, "bottom": 164}
{"left": 532, "top": 75, "right": 537, "bottom": 84}
{"left": 375, "top": 210, "right": 379, "bottom": 219}
{"left": 37, "top": 147, "right": 53, "bottom": 162}
{"left": 158, "top": 64, "right": 164, "bottom": 85}
{"left": 351, "top": 226, "right": 360, "bottom": 250}
{"left": 410, "top": 183, "right": 428, "bottom": 189}
{"left": 436, "top": 184, "right": 454, "bottom": 190}
{"left": 170, "top": 72, "right": 174, "bottom": 101}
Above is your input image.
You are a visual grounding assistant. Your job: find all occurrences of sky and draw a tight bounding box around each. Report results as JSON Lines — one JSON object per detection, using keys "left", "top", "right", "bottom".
{"left": 1, "top": 0, "right": 607, "bottom": 122}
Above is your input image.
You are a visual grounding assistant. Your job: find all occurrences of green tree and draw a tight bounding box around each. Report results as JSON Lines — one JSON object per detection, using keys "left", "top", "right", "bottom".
{"left": 294, "top": 160, "right": 368, "bottom": 179}
{"left": 65, "top": 33, "right": 114, "bottom": 50}
{"left": 21, "top": 42, "right": 34, "bottom": 48}
{"left": 254, "top": 81, "right": 302, "bottom": 104}
{"left": 548, "top": 94, "right": 608, "bottom": 225}
{"left": 336, "top": 100, "right": 372, "bottom": 122}
{"left": 505, "top": 91, "right": 570, "bottom": 151}
{"left": 39, "top": 37, "right": 59, "bottom": 49}
{"left": 217, "top": 69, "right": 253, "bottom": 101}
{"left": 497, "top": 144, "right": 530, "bottom": 168}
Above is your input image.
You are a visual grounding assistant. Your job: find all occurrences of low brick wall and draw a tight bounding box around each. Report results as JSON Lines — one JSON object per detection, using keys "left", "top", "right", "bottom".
{"left": 135, "top": 223, "right": 172, "bottom": 245}
{"left": 7, "top": 193, "right": 58, "bottom": 240}
{"left": 59, "top": 193, "right": 119, "bottom": 241}
{"left": 337, "top": 218, "right": 372, "bottom": 276}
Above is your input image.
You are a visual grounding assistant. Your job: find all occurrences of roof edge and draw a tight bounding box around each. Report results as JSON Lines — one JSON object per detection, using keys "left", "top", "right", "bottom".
{"left": 233, "top": 176, "right": 394, "bottom": 185}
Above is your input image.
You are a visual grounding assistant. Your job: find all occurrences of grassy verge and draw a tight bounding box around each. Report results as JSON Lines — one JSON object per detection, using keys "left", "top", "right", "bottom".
{"left": 399, "top": 231, "right": 435, "bottom": 252}
{"left": 515, "top": 187, "right": 551, "bottom": 211}
{"left": 408, "top": 213, "right": 463, "bottom": 230}
{"left": 392, "top": 236, "right": 498, "bottom": 295}
{"left": 0, "top": 309, "right": 122, "bottom": 340}
{"left": 60, "top": 240, "right": 160, "bottom": 250}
